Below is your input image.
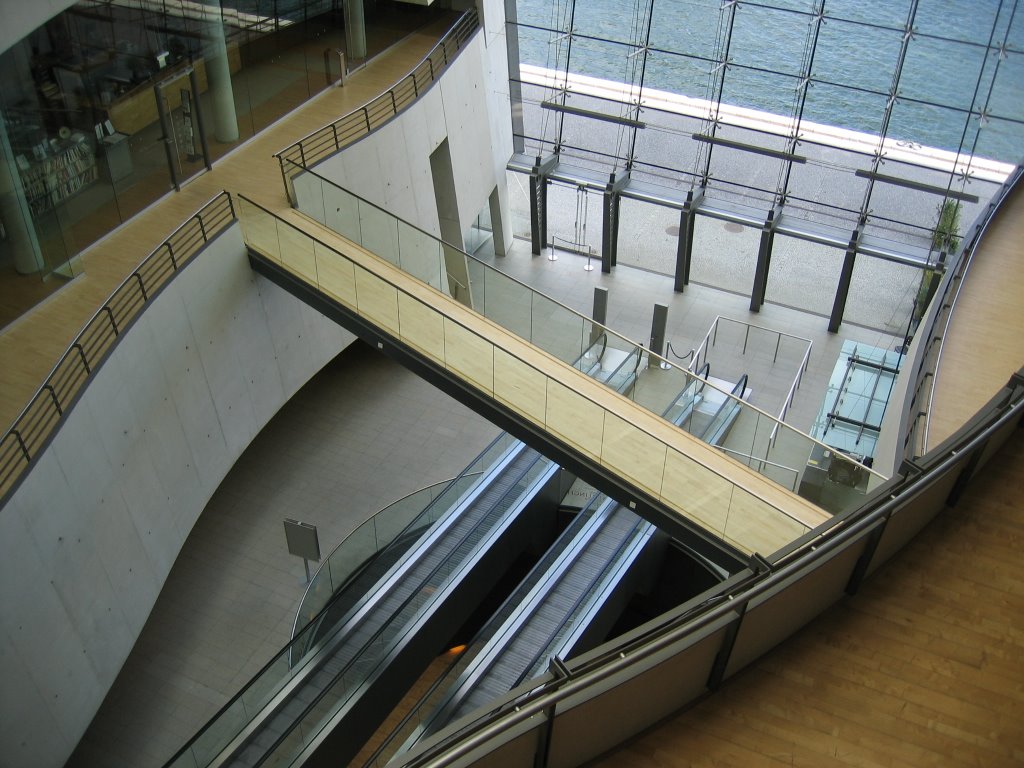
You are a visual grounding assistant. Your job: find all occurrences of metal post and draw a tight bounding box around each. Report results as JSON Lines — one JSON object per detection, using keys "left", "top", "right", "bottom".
{"left": 750, "top": 209, "right": 775, "bottom": 312}
{"left": 674, "top": 206, "right": 695, "bottom": 292}
{"left": 602, "top": 186, "right": 615, "bottom": 274}
{"left": 650, "top": 303, "right": 669, "bottom": 369}
{"left": 592, "top": 286, "right": 609, "bottom": 326}
{"left": 529, "top": 174, "right": 546, "bottom": 255}
{"left": 830, "top": 228, "right": 860, "bottom": 333}
{"left": 154, "top": 83, "right": 179, "bottom": 191}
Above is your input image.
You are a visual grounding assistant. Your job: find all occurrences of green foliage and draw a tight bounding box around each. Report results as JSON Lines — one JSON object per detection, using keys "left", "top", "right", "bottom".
{"left": 914, "top": 268, "right": 940, "bottom": 320}
{"left": 932, "top": 199, "right": 962, "bottom": 253}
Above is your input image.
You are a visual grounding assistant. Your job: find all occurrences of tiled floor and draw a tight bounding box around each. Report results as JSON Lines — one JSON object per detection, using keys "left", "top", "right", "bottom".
{"left": 475, "top": 237, "right": 900, "bottom": 440}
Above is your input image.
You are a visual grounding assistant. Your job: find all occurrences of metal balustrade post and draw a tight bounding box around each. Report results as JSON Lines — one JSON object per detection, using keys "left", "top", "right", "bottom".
{"left": 72, "top": 343, "right": 91, "bottom": 374}
{"left": 133, "top": 273, "right": 148, "bottom": 302}
{"left": 43, "top": 385, "right": 62, "bottom": 416}
{"left": 12, "top": 429, "right": 31, "bottom": 462}
{"left": 102, "top": 306, "right": 119, "bottom": 335}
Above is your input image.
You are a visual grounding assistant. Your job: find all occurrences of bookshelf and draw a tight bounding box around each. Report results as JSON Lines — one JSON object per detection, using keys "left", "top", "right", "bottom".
{"left": 18, "top": 135, "right": 98, "bottom": 217}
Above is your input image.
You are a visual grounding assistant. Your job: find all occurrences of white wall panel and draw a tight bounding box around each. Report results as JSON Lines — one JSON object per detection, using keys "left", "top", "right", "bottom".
{"left": 0, "top": 223, "right": 355, "bottom": 766}
{"left": 304, "top": 28, "right": 513, "bottom": 256}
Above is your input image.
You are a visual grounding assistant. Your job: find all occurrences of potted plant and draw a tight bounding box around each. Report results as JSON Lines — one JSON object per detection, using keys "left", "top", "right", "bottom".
{"left": 913, "top": 199, "right": 962, "bottom": 322}
{"left": 932, "top": 198, "right": 962, "bottom": 254}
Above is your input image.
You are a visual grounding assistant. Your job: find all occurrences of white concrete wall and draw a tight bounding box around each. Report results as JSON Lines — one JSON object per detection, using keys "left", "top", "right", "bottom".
{"left": 0, "top": 224, "right": 355, "bottom": 767}
{"left": 295, "top": 3, "right": 513, "bottom": 254}
{"left": 0, "top": 0, "right": 76, "bottom": 57}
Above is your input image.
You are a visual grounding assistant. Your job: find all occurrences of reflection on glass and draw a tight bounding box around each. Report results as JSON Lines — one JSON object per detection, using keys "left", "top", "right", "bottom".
{"left": 0, "top": 0, "right": 448, "bottom": 328}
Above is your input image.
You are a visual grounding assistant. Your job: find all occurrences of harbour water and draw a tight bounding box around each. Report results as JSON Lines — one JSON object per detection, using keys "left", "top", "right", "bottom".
{"left": 515, "top": 0, "right": 1024, "bottom": 163}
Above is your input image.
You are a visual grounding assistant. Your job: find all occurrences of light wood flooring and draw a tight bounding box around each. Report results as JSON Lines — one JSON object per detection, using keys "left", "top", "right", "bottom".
{"left": 3, "top": 10, "right": 1021, "bottom": 767}
{"left": 928, "top": 181, "right": 1024, "bottom": 450}
{"left": 591, "top": 427, "right": 1024, "bottom": 768}
{"left": 0, "top": 15, "right": 454, "bottom": 432}
{"left": 587, "top": 175, "right": 1024, "bottom": 768}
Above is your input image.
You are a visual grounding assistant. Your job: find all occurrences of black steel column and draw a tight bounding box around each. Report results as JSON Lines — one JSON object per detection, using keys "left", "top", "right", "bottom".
{"left": 674, "top": 187, "right": 702, "bottom": 293}
{"left": 610, "top": 193, "right": 621, "bottom": 268}
{"left": 674, "top": 208, "right": 694, "bottom": 292}
{"left": 829, "top": 226, "right": 861, "bottom": 333}
{"left": 601, "top": 172, "right": 629, "bottom": 274}
{"left": 602, "top": 186, "right": 615, "bottom": 273}
{"left": 750, "top": 207, "right": 777, "bottom": 312}
{"left": 529, "top": 174, "right": 545, "bottom": 255}
{"left": 529, "top": 154, "right": 558, "bottom": 256}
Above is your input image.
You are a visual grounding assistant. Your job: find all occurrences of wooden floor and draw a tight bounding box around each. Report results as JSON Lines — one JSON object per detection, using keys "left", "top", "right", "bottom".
{"left": 928, "top": 181, "right": 1024, "bottom": 449}
{"left": 592, "top": 428, "right": 1024, "bottom": 768}
{"left": 590, "top": 181, "right": 1024, "bottom": 768}
{"left": 0, "top": 16, "right": 453, "bottom": 432}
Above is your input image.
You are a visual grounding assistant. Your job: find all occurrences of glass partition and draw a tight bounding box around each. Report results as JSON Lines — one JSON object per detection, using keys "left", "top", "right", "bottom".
{"left": 0, "top": 0, "right": 450, "bottom": 329}
{"left": 845, "top": 256, "right": 921, "bottom": 335}
{"left": 616, "top": 197, "right": 676, "bottom": 276}
{"left": 246, "top": 175, "right": 887, "bottom": 531}
{"left": 765, "top": 235, "right": 845, "bottom": 317}
{"left": 689, "top": 216, "right": 760, "bottom": 294}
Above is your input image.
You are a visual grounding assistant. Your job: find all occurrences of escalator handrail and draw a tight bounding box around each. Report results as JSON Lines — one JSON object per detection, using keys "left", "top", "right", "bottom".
{"left": 238, "top": 448, "right": 554, "bottom": 768}
{"left": 508, "top": 514, "right": 651, "bottom": 689}
{"left": 357, "top": 490, "right": 612, "bottom": 768}
{"left": 699, "top": 373, "right": 749, "bottom": 448}
{"left": 419, "top": 498, "right": 624, "bottom": 733}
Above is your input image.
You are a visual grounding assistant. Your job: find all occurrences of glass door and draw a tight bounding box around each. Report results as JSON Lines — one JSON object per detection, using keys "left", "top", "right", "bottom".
{"left": 154, "top": 68, "right": 210, "bottom": 191}
{"left": 546, "top": 180, "right": 601, "bottom": 266}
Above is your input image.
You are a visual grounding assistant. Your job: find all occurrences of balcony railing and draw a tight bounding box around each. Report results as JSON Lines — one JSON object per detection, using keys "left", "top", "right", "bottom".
{"left": 274, "top": 8, "right": 480, "bottom": 192}
{"left": 0, "top": 192, "right": 236, "bottom": 503}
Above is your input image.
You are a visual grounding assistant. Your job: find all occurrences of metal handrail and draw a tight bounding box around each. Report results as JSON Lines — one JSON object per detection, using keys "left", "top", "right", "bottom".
{"left": 0, "top": 191, "right": 236, "bottom": 504}
{"left": 921, "top": 165, "right": 1024, "bottom": 452}
{"left": 393, "top": 374, "right": 1024, "bottom": 768}
{"left": 716, "top": 447, "right": 801, "bottom": 491}
{"left": 273, "top": 9, "right": 480, "bottom": 184}
{"left": 282, "top": 162, "right": 879, "bottom": 489}
{"left": 690, "top": 315, "right": 812, "bottom": 372}
{"left": 290, "top": 472, "right": 484, "bottom": 641}
{"left": 772, "top": 340, "right": 814, "bottom": 446}
{"left": 889, "top": 164, "right": 1024, "bottom": 460}
{"left": 688, "top": 315, "right": 813, "bottom": 446}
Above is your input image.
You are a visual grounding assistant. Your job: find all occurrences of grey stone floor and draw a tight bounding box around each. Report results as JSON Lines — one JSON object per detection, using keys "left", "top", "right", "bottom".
{"left": 475, "top": 233, "right": 900, "bottom": 438}
{"left": 66, "top": 343, "right": 500, "bottom": 768}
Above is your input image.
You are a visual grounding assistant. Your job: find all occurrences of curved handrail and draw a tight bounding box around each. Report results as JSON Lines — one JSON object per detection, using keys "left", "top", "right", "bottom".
{"left": 280, "top": 162, "right": 887, "bottom": 494}
{"left": 392, "top": 369, "right": 1024, "bottom": 768}
{"left": 290, "top": 473, "right": 483, "bottom": 641}
{"left": 274, "top": 9, "right": 480, "bottom": 190}
{"left": 896, "top": 164, "right": 1024, "bottom": 459}
{"left": 922, "top": 166, "right": 1024, "bottom": 450}
{"left": 228, "top": 444, "right": 551, "bottom": 768}
{"left": 0, "top": 191, "right": 236, "bottom": 504}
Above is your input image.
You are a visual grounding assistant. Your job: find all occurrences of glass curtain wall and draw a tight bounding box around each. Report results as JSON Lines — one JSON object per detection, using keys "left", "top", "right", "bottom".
{"left": 509, "top": 0, "right": 1024, "bottom": 323}
{"left": 0, "top": 0, "right": 442, "bottom": 328}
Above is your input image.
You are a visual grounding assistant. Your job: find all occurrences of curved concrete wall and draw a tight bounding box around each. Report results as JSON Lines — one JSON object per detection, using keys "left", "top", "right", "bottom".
{"left": 0, "top": 0, "right": 77, "bottom": 57}
{"left": 0, "top": 224, "right": 355, "bottom": 767}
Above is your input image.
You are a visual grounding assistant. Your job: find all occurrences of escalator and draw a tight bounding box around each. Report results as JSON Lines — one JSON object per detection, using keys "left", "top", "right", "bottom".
{"left": 182, "top": 336, "right": 642, "bottom": 768}
{"left": 369, "top": 366, "right": 753, "bottom": 760}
